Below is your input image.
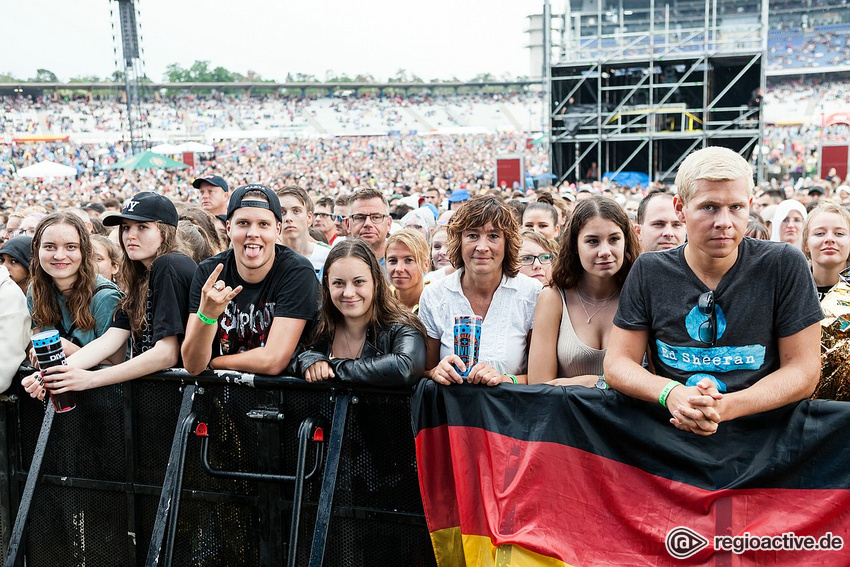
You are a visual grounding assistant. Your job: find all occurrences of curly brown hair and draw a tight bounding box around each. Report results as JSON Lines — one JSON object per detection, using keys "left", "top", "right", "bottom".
{"left": 551, "top": 196, "right": 641, "bottom": 290}
{"left": 447, "top": 195, "right": 521, "bottom": 278}
{"left": 30, "top": 212, "right": 100, "bottom": 331}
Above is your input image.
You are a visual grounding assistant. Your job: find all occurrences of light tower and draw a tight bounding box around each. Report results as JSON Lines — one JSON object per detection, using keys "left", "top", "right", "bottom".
{"left": 111, "top": 0, "right": 148, "bottom": 153}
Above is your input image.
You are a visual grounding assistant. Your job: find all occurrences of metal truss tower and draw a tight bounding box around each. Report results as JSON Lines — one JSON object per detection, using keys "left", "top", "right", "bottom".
{"left": 112, "top": 0, "right": 147, "bottom": 153}
{"left": 550, "top": 0, "right": 767, "bottom": 185}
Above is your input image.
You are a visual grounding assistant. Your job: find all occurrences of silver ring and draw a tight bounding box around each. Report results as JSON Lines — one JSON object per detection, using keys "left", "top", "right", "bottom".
{"left": 213, "top": 282, "right": 224, "bottom": 291}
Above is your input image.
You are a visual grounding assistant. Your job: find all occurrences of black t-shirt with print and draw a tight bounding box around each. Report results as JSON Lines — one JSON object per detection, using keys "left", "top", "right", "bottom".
{"left": 614, "top": 238, "right": 823, "bottom": 393}
{"left": 189, "top": 245, "right": 319, "bottom": 359}
{"left": 112, "top": 253, "right": 198, "bottom": 357}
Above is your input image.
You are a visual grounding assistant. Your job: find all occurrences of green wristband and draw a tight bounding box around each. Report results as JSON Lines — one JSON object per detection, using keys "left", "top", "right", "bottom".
{"left": 505, "top": 374, "right": 518, "bottom": 384}
{"left": 659, "top": 380, "right": 681, "bottom": 407}
{"left": 197, "top": 311, "right": 218, "bottom": 325}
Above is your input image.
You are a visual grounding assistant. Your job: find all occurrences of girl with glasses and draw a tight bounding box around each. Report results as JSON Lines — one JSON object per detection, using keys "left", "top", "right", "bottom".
{"left": 528, "top": 196, "right": 641, "bottom": 386}
{"left": 518, "top": 229, "right": 557, "bottom": 287}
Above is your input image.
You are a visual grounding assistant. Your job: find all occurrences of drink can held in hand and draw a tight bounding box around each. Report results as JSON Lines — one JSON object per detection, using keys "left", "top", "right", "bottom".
{"left": 453, "top": 315, "right": 483, "bottom": 379}
{"left": 31, "top": 330, "right": 76, "bottom": 413}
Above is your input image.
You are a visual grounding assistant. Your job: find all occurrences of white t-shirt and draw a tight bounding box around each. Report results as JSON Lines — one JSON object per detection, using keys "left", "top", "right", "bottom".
{"left": 309, "top": 242, "right": 332, "bottom": 279}
{"left": 419, "top": 269, "right": 542, "bottom": 375}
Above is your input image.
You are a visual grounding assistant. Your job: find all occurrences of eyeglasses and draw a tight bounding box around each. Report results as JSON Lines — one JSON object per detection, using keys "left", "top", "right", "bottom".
{"left": 15, "top": 228, "right": 36, "bottom": 237}
{"left": 349, "top": 213, "right": 388, "bottom": 225}
{"left": 314, "top": 212, "right": 332, "bottom": 220}
{"left": 332, "top": 214, "right": 347, "bottom": 223}
{"left": 697, "top": 290, "right": 717, "bottom": 346}
{"left": 519, "top": 253, "right": 554, "bottom": 266}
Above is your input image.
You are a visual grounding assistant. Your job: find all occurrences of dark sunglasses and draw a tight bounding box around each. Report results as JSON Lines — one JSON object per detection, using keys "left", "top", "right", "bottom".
{"left": 697, "top": 290, "right": 717, "bottom": 346}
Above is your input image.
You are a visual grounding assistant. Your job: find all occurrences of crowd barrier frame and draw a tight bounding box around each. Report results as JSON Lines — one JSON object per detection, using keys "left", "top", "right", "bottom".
{"left": 0, "top": 367, "right": 436, "bottom": 567}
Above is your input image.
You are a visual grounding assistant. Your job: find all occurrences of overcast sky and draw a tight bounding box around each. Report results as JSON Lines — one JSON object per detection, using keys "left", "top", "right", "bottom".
{"left": 0, "top": 0, "right": 543, "bottom": 83}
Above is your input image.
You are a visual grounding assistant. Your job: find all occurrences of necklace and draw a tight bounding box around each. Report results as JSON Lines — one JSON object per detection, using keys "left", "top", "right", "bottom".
{"left": 575, "top": 287, "right": 619, "bottom": 323}
{"left": 576, "top": 286, "right": 619, "bottom": 305}
{"left": 338, "top": 328, "right": 366, "bottom": 359}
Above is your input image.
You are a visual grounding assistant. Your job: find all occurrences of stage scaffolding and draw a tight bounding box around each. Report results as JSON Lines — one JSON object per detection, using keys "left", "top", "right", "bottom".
{"left": 549, "top": 0, "right": 767, "bottom": 185}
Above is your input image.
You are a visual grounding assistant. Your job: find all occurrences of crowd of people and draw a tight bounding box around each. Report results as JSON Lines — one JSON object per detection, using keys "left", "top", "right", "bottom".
{"left": 0, "top": 143, "right": 844, "bottom": 438}
{"left": 1, "top": 91, "right": 540, "bottom": 140}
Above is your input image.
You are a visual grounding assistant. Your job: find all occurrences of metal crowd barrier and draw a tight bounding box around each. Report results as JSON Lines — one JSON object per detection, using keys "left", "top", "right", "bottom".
{"left": 0, "top": 367, "right": 436, "bottom": 567}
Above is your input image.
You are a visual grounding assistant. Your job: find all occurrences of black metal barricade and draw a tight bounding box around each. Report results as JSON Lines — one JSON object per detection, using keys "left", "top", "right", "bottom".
{"left": 0, "top": 369, "right": 436, "bottom": 567}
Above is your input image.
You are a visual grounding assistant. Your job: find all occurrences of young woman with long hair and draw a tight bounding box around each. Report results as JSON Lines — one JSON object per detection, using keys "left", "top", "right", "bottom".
{"left": 528, "top": 196, "right": 641, "bottom": 386}
{"left": 294, "top": 238, "right": 426, "bottom": 387}
{"left": 23, "top": 193, "right": 197, "bottom": 398}
{"left": 803, "top": 201, "right": 850, "bottom": 301}
{"left": 26, "top": 211, "right": 122, "bottom": 356}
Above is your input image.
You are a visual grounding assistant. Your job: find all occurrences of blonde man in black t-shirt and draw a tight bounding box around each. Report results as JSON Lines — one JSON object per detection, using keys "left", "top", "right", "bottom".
{"left": 605, "top": 147, "right": 822, "bottom": 437}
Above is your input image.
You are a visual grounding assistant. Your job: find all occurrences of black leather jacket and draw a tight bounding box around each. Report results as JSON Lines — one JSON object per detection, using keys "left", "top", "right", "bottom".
{"left": 294, "top": 323, "right": 426, "bottom": 388}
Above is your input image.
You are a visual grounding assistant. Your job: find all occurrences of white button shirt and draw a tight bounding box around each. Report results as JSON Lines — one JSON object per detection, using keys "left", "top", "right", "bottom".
{"left": 419, "top": 269, "right": 542, "bottom": 375}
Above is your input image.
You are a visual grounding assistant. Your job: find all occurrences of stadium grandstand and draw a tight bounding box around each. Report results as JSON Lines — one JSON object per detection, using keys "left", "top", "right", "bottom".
{"left": 2, "top": 0, "right": 850, "bottom": 189}
{"left": 0, "top": 91, "right": 543, "bottom": 142}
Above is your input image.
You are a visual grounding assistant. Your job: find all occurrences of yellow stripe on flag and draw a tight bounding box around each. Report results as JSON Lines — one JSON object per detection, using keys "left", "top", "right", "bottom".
{"left": 430, "top": 527, "right": 572, "bottom": 567}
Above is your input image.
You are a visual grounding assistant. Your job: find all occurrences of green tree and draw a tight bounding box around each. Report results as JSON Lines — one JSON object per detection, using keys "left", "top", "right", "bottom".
{"left": 188, "top": 60, "right": 212, "bottom": 81}
{"left": 32, "top": 69, "right": 58, "bottom": 82}
{"left": 164, "top": 63, "right": 189, "bottom": 83}
{"left": 389, "top": 68, "right": 409, "bottom": 83}
{"left": 69, "top": 75, "right": 101, "bottom": 83}
{"left": 0, "top": 72, "right": 19, "bottom": 82}
{"left": 210, "top": 66, "right": 238, "bottom": 82}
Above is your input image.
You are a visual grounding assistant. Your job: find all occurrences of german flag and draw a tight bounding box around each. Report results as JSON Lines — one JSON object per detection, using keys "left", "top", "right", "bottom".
{"left": 412, "top": 381, "right": 850, "bottom": 566}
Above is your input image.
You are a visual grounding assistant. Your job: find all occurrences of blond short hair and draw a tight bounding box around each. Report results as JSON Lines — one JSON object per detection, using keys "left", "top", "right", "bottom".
{"left": 386, "top": 228, "right": 430, "bottom": 271}
{"left": 675, "top": 147, "right": 755, "bottom": 205}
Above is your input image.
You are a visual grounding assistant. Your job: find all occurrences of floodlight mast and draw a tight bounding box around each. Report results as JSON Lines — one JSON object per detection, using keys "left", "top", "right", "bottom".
{"left": 115, "top": 0, "right": 146, "bottom": 154}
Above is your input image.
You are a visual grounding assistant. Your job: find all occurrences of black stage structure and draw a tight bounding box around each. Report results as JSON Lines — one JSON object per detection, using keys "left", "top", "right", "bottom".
{"left": 550, "top": 0, "right": 768, "bottom": 185}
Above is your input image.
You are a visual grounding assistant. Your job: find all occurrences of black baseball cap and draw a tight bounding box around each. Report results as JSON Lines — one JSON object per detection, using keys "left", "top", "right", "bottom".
{"left": 0, "top": 236, "right": 33, "bottom": 271}
{"left": 103, "top": 192, "right": 179, "bottom": 227}
{"left": 227, "top": 184, "right": 282, "bottom": 222}
{"left": 192, "top": 175, "right": 229, "bottom": 192}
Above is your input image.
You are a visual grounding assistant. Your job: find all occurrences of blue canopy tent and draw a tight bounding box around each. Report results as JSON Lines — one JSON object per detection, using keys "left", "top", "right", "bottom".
{"left": 602, "top": 171, "right": 650, "bottom": 188}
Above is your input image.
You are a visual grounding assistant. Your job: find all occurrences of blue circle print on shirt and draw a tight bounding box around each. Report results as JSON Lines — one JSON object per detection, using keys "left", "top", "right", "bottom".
{"left": 684, "top": 303, "right": 727, "bottom": 343}
{"left": 685, "top": 373, "right": 728, "bottom": 393}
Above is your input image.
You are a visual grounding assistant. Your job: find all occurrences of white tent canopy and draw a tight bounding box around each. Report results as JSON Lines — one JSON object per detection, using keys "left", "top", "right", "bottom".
{"left": 16, "top": 160, "right": 77, "bottom": 178}
{"left": 149, "top": 143, "right": 182, "bottom": 154}
{"left": 175, "top": 141, "right": 215, "bottom": 153}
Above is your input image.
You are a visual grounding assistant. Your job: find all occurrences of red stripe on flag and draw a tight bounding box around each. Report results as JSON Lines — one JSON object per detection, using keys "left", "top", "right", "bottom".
{"left": 416, "top": 424, "right": 850, "bottom": 566}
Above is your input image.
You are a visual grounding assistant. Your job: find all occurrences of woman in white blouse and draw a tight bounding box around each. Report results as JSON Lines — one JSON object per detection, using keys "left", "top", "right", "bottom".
{"left": 419, "top": 195, "right": 542, "bottom": 386}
